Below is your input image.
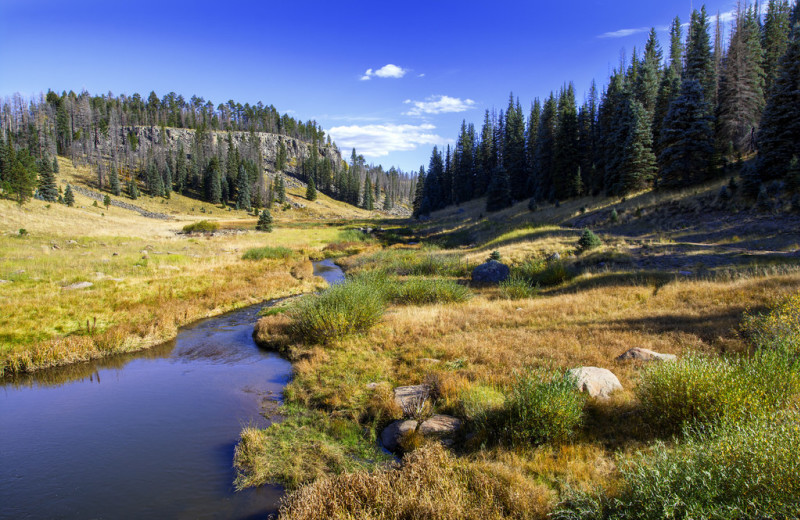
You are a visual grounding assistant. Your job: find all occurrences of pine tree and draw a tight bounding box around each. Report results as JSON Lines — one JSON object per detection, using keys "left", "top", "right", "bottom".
{"left": 756, "top": 10, "right": 800, "bottom": 182}
{"left": 454, "top": 121, "right": 476, "bottom": 203}
{"left": 655, "top": 17, "right": 685, "bottom": 152}
{"left": 685, "top": 7, "right": 717, "bottom": 110}
{"left": 553, "top": 84, "right": 581, "bottom": 200}
{"left": 37, "top": 155, "right": 58, "bottom": 202}
{"left": 236, "top": 164, "right": 251, "bottom": 210}
{"left": 474, "top": 110, "right": 495, "bottom": 198}
{"left": 717, "top": 6, "right": 765, "bottom": 156}
{"left": 110, "top": 166, "right": 121, "bottom": 196}
{"left": 362, "top": 175, "right": 373, "bottom": 209}
{"left": 504, "top": 94, "right": 527, "bottom": 196}
{"left": 635, "top": 28, "right": 663, "bottom": 123}
{"left": 52, "top": 156, "right": 59, "bottom": 173}
{"left": 412, "top": 167, "right": 425, "bottom": 218}
{"left": 256, "top": 209, "right": 273, "bottom": 232}
{"left": 276, "top": 173, "right": 286, "bottom": 204}
{"left": 276, "top": 141, "right": 287, "bottom": 171}
{"left": 306, "top": 174, "right": 317, "bottom": 201}
{"left": 8, "top": 148, "right": 38, "bottom": 204}
{"left": 204, "top": 157, "right": 221, "bottom": 203}
{"left": 525, "top": 99, "right": 541, "bottom": 196}
{"left": 163, "top": 162, "right": 172, "bottom": 198}
{"left": 175, "top": 143, "right": 187, "bottom": 193}
{"left": 104, "top": 194, "right": 111, "bottom": 209}
{"left": 762, "top": 0, "right": 793, "bottom": 93}
{"left": 485, "top": 165, "right": 512, "bottom": 212}
{"left": 619, "top": 98, "right": 657, "bottom": 193}
{"left": 64, "top": 183, "right": 75, "bottom": 206}
{"left": 420, "top": 147, "right": 444, "bottom": 215}
{"left": 128, "top": 178, "right": 139, "bottom": 200}
{"left": 531, "top": 93, "right": 557, "bottom": 199}
{"left": 658, "top": 79, "right": 715, "bottom": 188}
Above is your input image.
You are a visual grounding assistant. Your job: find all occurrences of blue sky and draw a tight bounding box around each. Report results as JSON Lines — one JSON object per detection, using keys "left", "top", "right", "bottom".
{"left": 1, "top": 0, "right": 748, "bottom": 172}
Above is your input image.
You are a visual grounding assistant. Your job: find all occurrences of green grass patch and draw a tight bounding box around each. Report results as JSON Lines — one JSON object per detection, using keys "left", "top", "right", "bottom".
{"left": 181, "top": 220, "right": 219, "bottom": 233}
{"left": 388, "top": 278, "right": 472, "bottom": 305}
{"left": 242, "top": 246, "right": 294, "bottom": 261}
{"left": 233, "top": 405, "right": 391, "bottom": 490}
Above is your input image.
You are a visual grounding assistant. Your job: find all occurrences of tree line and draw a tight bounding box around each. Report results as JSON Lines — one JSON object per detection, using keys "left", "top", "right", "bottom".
{"left": 414, "top": 1, "right": 800, "bottom": 216}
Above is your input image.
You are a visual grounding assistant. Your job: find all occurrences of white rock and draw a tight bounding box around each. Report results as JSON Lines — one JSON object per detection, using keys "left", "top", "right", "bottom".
{"left": 568, "top": 366, "right": 622, "bottom": 399}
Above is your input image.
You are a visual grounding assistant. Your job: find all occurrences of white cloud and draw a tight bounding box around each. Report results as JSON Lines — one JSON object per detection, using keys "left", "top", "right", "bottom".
{"left": 360, "top": 64, "right": 407, "bottom": 80}
{"left": 403, "top": 95, "right": 476, "bottom": 117}
{"left": 327, "top": 123, "right": 443, "bottom": 157}
{"left": 598, "top": 26, "right": 652, "bottom": 39}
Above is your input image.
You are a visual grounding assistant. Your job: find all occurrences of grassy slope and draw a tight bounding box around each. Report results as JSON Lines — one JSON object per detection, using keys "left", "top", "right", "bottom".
{"left": 0, "top": 157, "right": 379, "bottom": 374}
{"left": 235, "top": 182, "right": 800, "bottom": 518}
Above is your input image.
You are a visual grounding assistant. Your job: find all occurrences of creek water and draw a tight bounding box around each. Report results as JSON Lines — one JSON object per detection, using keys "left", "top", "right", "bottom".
{"left": 0, "top": 260, "right": 345, "bottom": 520}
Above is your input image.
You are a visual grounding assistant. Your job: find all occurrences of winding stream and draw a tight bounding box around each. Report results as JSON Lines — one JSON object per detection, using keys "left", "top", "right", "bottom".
{"left": 0, "top": 260, "right": 345, "bottom": 519}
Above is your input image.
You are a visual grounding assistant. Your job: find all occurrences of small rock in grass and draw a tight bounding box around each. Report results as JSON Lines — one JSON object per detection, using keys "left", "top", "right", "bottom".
{"left": 616, "top": 348, "right": 676, "bottom": 362}
{"left": 393, "top": 385, "right": 432, "bottom": 410}
{"left": 380, "top": 414, "right": 463, "bottom": 453}
{"left": 62, "top": 281, "right": 93, "bottom": 290}
{"left": 568, "top": 366, "right": 622, "bottom": 399}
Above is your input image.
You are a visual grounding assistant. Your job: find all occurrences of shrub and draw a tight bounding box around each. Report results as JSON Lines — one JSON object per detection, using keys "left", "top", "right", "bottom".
{"left": 499, "top": 370, "right": 585, "bottom": 446}
{"left": 18, "top": 228, "right": 27, "bottom": 237}
{"left": 609, "top": 208, "right": 618, "bottom": 223}
{"left": 636, "top": 353, "right": 800, "bottom": 434}
{"left": 389, "top": 278, "right": 471, "bottom": 305}
{"left": 289, "top": 278, "right": 385, "bottom": 344}
{"left": 577, "top": 228, "right": 602, "bottom": 251}
{"left": 182, "top": 220, "right": 219, "bottom": 233}
{"left": 489, "top": 250, "right": 501, "bottom": 261}
{"left": 242, "top": 246, "right": 294, "bottom": 261}
{"left": 499, "top": 274, "right": 538, "bottom": 300}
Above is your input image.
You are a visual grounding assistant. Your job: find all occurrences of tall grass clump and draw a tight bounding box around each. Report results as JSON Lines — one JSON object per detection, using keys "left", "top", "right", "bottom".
{"left": 556, "top": 410, "right": 800, "bottom": 520}
{"left": 741, "top": 293, "right": 800, "bottom": 355}
{"left": 499, "top": 370, "right": 585, "bottom": 446}
{"left": 516, "top": 257, "right": 574, "bottom": 287}
{"left": 182, "top": 220, "right": 218, "bottom": 233}
{"left": 289, "top": 277, "right": 385, "bottom": 344}
{"left": 389, "top": 278, "right": 472, "bottom": 305}
{"left": 636, "top": 353, "right": 800, "bottom": 434}
{"left": 499, "top": 273, "right": 538, "bottom": 300}
{"left": 242, "top": 246, "right": 294, "bottom": 261}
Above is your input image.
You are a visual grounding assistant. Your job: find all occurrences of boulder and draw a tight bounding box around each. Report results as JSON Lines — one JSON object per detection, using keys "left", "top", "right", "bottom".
{"left": 548, "top": 252, "right": 561, "bottom": 261}
{"left": 568, "top": 367, "right": 622, "bottom": 399}
{"left": 380, "top": 414, "right": 463, "bottom": 453}
{"left": 471, "top": 260, "right": 510, "bottom": 283}
{"left": 62, "top": 281, "right": 93, "bottom": 290}
{"left": 0, "top": 279, "right": 10, "bottom": 284}
{"left": 616, "top": 348, "right": 676, "bottom": 362}
{"left": 394, "top": 385, "right": 431, "bottom": 411}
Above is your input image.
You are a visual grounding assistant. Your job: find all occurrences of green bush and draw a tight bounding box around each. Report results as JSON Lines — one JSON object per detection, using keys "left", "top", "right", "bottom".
{"left": 353, "top": 249, "right": 470, "bottom": 277}
{"left": 499, "top": 370, "right": 585, "bottom": 446}
{"left": 182, "top": 220, "right": 219, "bottom": 233}
{"left": 499, "top": 274, "right": 538, "bottom": 300}
{"left": 242, "top": 246, "right": 294, "bottom": 261}
{"left": 389, "top": 278, "right": 471, "bottom": 305}
{"left": 636, "top": 353, "right": 800, "bottom": 433}
{"left": 459, "top": 384, "right": 506, "bottom": 430}
{"left": 289, "top": 278, "right": 386, "bottom": 344}
{"left": 577, "top": 228, "right": 602, "bottom": 251}
{"left": 515, "top": 257, "right": 573, "bottom": 287}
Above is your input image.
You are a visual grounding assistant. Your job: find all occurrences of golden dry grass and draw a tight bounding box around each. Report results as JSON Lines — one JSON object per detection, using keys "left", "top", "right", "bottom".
{"left": 0, "top": 158, "right": 386, "bottom": 374}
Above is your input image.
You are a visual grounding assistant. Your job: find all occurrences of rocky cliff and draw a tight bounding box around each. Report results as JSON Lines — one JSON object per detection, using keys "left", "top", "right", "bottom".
{"left": 98, "top": 126, "right": 343, "bottom": 179}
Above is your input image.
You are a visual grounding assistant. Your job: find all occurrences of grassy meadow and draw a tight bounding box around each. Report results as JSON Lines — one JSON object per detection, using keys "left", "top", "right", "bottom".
{"left": 0, "top": 157, "right": 377, "bottom": 375}
{"left": 236, "top": 185, "right": 800, "bottom": 519}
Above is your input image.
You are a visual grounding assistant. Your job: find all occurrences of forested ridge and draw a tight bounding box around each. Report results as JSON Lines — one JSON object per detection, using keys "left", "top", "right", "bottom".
{"left": 0, "top": 90, "right": 415, "bottom": 212}
{"left": 413, "top": 1, "right": 800, "bottom": 217}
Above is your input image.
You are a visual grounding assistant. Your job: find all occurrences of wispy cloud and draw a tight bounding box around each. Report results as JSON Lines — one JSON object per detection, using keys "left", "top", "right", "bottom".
{"left": 360, "top": 64, "right": 407, "bottom": 81}
{"left": 598, "top": 26, "right": 654, "bottom": 39}
{"left": 403, "top": 95, "right": 476, "bottom": 117}
{"left": 327, "top": 123, "right": 444, "bottom": 157}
